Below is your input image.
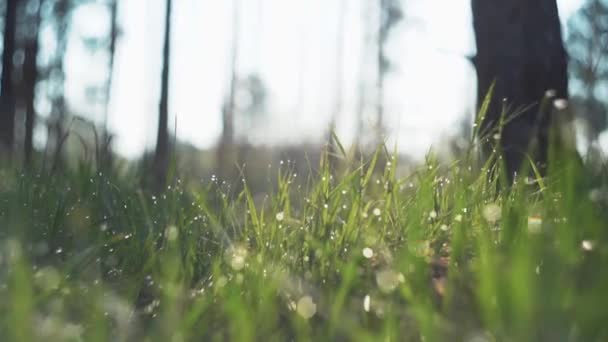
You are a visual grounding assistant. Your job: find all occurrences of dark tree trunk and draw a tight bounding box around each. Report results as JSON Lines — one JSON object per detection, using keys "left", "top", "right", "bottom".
{"left": 472, "top": 0, "right": 569, "bottom": 177}
{"left": 23, "top": 1, "right": 42, "bottom": 167}
{"left": 154, "top": 0, "right": 172, "bottom": 190}
{"left": 0, "top": 0, "right": 20, "bottom": 157}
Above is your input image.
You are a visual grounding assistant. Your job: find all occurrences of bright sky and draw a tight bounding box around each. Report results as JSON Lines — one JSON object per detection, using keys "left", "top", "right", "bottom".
{"left": 59, "top": 0, "right": 585, "bottom": 160}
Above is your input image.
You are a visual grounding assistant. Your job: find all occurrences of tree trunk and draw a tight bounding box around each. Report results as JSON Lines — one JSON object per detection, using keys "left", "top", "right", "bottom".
{"left": 376, "top": 0, "right": 386, "bottom": 145}
{"left": 23, "top": 0, "right": 43, "bottom": 167}
{"left": 217, "top": 0, "right": 239, "bottom": 179}
{"left": 154, "top": 0, "right": 172, "bottom": 190}
{"left": 105, "top": 0, "right": 118, "bottom": 129}
{"left": 46, "top": 0, "right": 70, "bottom": 173}
{"left": 472, "top": 0, "right": 569, "bottom": 177}
{"left": 355, "top": 0, "right": 373, "bottom": 153}
{"left": 0, "top": 0, "right": 20, "bottom": 158}
{"left": 326, "top": 0, "right": 346, "bottom": 165}
{"left": 100, "top": 0, "right": 119, "bottom": 168}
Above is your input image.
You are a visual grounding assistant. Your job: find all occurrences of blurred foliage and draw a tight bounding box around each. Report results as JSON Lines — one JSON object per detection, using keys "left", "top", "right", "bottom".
{"left": 567, "top": 0, "right": 608, "bottom": 145}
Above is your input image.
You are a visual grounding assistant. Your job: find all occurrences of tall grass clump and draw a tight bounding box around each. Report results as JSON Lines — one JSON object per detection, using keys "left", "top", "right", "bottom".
{"left": 1, "top": 124, "right": 608, "bottom": 340}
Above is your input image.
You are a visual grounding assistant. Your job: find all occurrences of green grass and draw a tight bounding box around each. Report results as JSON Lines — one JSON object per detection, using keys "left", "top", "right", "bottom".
{"left": 1, "top": 137, "right": 608, "bottom": 341}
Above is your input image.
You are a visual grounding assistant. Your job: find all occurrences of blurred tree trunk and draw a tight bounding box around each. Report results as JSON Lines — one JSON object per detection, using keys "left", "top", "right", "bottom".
{"left": 376, "top": 0, "right": 386, "bottom": 145}
{"left": 101, "top": 0, "right": 119, "bottom": 168}
{"left": 376, "top": 0, "right": 402, "bottom": 146}
{"left": 45, "top": 0, "right": 70, "bottom": 173}
{"left": 472, "top": 0, "right": 569, "bottom": 177}
{"left": 23, "top": 0, "right": 42, "bottom": 167}
{"left": 0, "top": 0, "right": 20, "bottom": 158}
{"left": 104, "top": 0, "right": 118, "bottom": 130}
{"left": 327, "top": 0, "right": 346, "bottom": 164}
{"left": 154, "top": 0, "right": 172, "bottom": 190}
{"left": 217, "top": 0, "right": 239, "bottom": 179}
{"left": 355, "top": 0, "right": 373, "bottom": 152}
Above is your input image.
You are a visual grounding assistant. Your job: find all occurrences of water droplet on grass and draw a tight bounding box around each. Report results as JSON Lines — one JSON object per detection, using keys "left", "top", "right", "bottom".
{"left": 482, "top": 204, "right": 501, "bottom": 223}
{"left": 581, "top": 240, "right": 594, "bottom": 251}
{"left": 165, "top": 226, "right": 178, "bottom": 241}
{"left": 376, "top": 269, "right": 401, "bottom": 293}
{"left": 363, "top": 295, "right": 371, "bottom": 312}
{"left": 296, "top": 296, "right": 316, "bottom": 319}
{"left": 553, "top": 98, "right": 568, "bottom": 110}
{"left": 224, "top": 244, "right": 249, "bottom": 271}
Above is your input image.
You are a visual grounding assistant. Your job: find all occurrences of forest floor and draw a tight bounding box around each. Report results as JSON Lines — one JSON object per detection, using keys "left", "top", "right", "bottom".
{"left": 1, "top": 143, "right": 608, "bottom": 341}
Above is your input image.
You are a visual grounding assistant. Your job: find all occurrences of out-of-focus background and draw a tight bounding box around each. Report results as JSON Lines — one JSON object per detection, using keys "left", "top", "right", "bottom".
{"left": 0, "top": 0, "right": 605, "bottom": 178}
